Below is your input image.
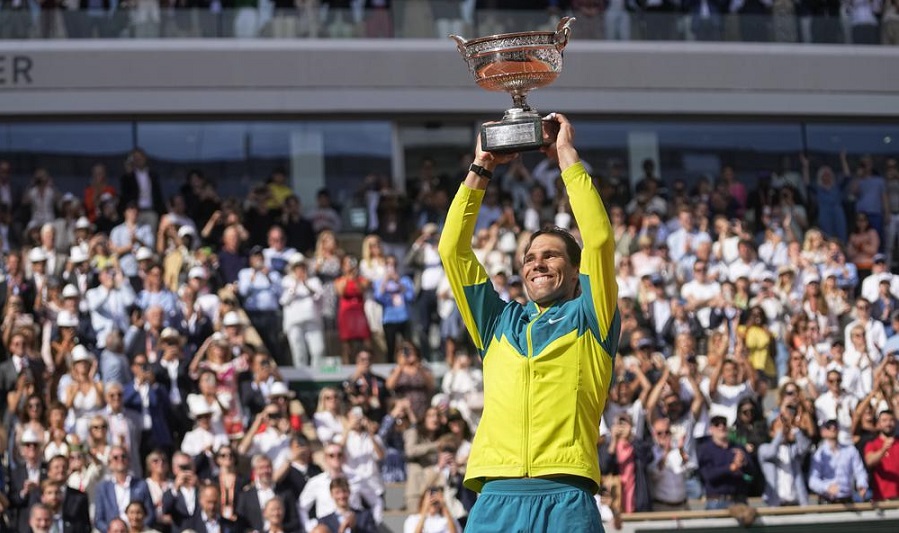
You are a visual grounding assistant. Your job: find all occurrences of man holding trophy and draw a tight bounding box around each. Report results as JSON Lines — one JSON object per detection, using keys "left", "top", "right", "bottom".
{"left": 438, "top": 103, "right": 619, "bottom": 532}
{"left": 439, "top": 20, "right": 618, "bottom": 530}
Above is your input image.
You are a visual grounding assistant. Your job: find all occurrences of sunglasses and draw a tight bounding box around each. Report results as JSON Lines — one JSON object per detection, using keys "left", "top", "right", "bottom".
{"left": 655, "top": 430, "right": 671, "bottom": 436}
{"left": 740, "top": 409, "right": 754, "bottom": 415}
{"left": 217, "top": 452, "right": 233, "bottom": 459}
{"left": 91, "top": 425, "right": 108, "bottom": 430}
{"left": 326, "top": 452, "right": 344, "bottom": 458}
{"left": 110, "top": 454, "right": 126, "bottom": 460}
{"left": 783, "top": 389, "right": 798, "bottom": 395}
{"left": 828, "top": 378, "right": 842, "bottom": 384}
{"left": 108, "top": 393, "right": 122, "bottom": 398}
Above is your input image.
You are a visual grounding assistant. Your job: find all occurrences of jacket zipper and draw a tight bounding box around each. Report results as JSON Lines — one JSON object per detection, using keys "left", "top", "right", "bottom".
{"left": 524, "top": 314, "right": 537, "bottom": 477}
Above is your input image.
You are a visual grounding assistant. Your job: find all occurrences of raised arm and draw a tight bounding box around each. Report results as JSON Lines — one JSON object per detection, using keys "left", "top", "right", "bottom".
{"left": 553, "top": 113, "right": 619, "bottom": 348}
{"left": 437, "top": 129, "right": 516, "bottom": 354}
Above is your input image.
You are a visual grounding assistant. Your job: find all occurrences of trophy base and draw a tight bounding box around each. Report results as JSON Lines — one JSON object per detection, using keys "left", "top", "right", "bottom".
{"left": 481, "top": 109, "right": 545, "bottom": 153}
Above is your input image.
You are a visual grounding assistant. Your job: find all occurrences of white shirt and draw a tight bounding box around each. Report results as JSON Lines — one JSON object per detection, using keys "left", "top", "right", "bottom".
{"left": 814, "top": 392, "right": 858, "bottom": 446}
{"left": 650, "top": 446, "right": 688, "bottom": 504}
{"left": 704, "top": 381, "right": 752, "bottom": 426}
{"left": 343, "top": 431, "right": 385, "bottom": 494}
{"left": 843, "top": 318, "right": 887, "bottom": 358}
{"left": 776, "top": 444, "right": 798, "bottom": 503}
{"left": 180, "top": 427, "right": 228, "bottom": 458}
{"left": 201, "top": 511, "right": 221, "bottom": 533}
{"left": 135, "top": 168, "right": 152, "bottom": 209}
{"left": 255, "top": 481, "right": 275, "bottom": 512}
{"left": 135, "top": 381, "right": 152, "bottom": 429}
{"left": 680, "top": 280, "right": 721, "bottom": 328}
{"left": 179, "top": 486, "right": 196, "bottom": 516}
{"left": 159, "top": 358, "right": 182, "bottom": 405}
{"left": 403, "top": 513, "right": 461, "bottom": 533}
{"left": 113, "top": 476, "right": 133, "bottom": 519}
{"left": 248, "top": 428, "right": 290, "bottom": 470}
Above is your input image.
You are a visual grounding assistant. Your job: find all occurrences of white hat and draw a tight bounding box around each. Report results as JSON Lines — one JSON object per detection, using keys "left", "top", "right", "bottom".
{"left": 61, "top": 285, "right": 80, "bottom": 299}
{"left": 804, "top": 275, "right": 821, "bottom": 286}
{"left": 69, "top": 247, "right": 88, "bottom": 263}
{"left": 75, "top": 216, "right": 92, "bottom": 230}
{"left": 20, "top": 427, "right": 42, "bottom": 445}
{"left": 135, "top": 247, "right": 154, "bottom": 262}
{"left": 60, "top": 192, "right": 77, "bottom": 204}
{"left": 187, "top": 396, "right": 214, "bottom": 419}
{"left": 57, "top": 310, "right": 79, "bottom": 328}
{"left": 28, "top": 247, "right": 47, "bottom": 263}
{"left": 71, "top": 345, "right": 93, "bottom": 363}
{"left": 760, "top": 271, "right": 775, "bottom": 282}
{"left": 269, "top": 382, "right": 295, "bottom": 399}
{"left": 288, "top": 253, "right": 306, "bottom": 267}
{"left": 160, "top": 327, "right": 182, "bottom": 340}
{"left": 177, "top": 226, "right": 196, "bottom": 238}
{"left": 210, "top": 331, "right": 229, "bottom": 345}
{"left": 222, "top": 312, "right": 244, "bottom": 327}
{"left": 188, "top": 266, "right": 207, "bottom": 280}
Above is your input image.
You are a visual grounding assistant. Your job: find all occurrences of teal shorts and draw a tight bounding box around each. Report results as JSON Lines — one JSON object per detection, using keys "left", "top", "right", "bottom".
{"left": 465, "top": 477, "right": 604, "bottom": 533}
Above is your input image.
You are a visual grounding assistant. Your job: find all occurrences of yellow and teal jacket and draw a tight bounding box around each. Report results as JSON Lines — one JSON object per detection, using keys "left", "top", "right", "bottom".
{"left": 438, "top": 162, "right": 620, "bottom": 493}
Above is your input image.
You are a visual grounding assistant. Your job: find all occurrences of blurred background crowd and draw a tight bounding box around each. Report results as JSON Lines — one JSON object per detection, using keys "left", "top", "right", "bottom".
{"left": 0, "top": 137, "right": 898, "bottom": 533}
{"left": 1, "top": 0, "right": 898, "bottom": 45}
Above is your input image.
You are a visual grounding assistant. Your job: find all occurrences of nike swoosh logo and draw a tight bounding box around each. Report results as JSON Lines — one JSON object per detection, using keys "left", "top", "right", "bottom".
{"left": 548, "top": 316, "right": 567, "bottom": 325}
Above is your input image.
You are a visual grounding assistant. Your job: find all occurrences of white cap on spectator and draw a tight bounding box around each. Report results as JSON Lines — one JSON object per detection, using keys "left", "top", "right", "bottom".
{"left": 28, "top": 247, "right": 47, "bottom": 263}
{"left": 20, "top": 428, "right": 42, "bottom": 445}
{"left": 422, "top": 223, "right": 439, "bottom": 236}
{"left": 60, "top": 192, "right": 77, "bottom": 204}
{"left": 178, "top": 226, "right": 196, "bottom": 238}
{"left": 269, "top": 382, "right": 295, "bottom": 399}
{"left": 188, "top": 266, "right": 207, "bottom": 280}
{"left": 135, "top": 247, "right": 154, "bottom": 261}
{"left": 288, "top": 253, "right": 306, "bottom": 267}
{"left": 210, "top": 331, "right": 229, "bottom": 345}
{"left": 57, "top": 310, "right": 79, "bottom": 327}
{"left": 69, "top": 247, "right": 88, "bottom": 264}
{"left": 75, "top": 216, "right": 92, "bottom": 230}
{"left": 99, "top": 192, "right": 115, "bottom": 204}
{"left": 71, "top": 345, "right": 92, "bottom": 363}
{"left": 879, "top": 273, "right": 893, "bottom": 285}
{"left": 222, "top": 312, "right": 244, "bottom": 327}
{"left": 760, "top": 271, "right": 775, "bottom": 283}
{"left": 804, "top": 275, "right": 821, "bottom": 286}
{"left": 823, "top": 269, "right": 839, "bottom": 279}
{"left": 431, "top": 393, "right": 450, "bottom": 409}
{"left": 160, "top": 327, "right": 181, "bottom": 340}
{"left": 61, "top": 285, "right": 80, "bottom": 299}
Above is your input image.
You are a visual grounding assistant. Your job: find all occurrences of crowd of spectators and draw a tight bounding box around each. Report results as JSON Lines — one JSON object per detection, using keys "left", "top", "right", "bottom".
{"left": 0, "top": 0, "right": 897, "bottom": 45}
{"left": 1, "top": 139, "right": 899, "bottom": 533}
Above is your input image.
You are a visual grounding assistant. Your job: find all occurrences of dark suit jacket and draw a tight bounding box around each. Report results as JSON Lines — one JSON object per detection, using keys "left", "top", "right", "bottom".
{"left": 120, "top": 170, "right": 166, "bottom": 215}
{"left": 182, "top": 512, "right": 239, "bottom": 533}
{"left": 8, "top": 463, "right": 46, "bottom": 531}
{"left": 162, "top": 486, "right": 201, "bottom": 533}
{"left": 238, "top": 380, "right": 268, "bottom": 421}
{"left": 318, "top": 508, "right": 378, "bottom": 533}
{"left": 27, "top": 486, "right": 91, "bottom": 533}
{"left": 92, "top": 477, "right": 156, "bottom": 533}
{"left": 123, "top": 381, "right": 173, "bottom": 448}
{"left": 235, "top": 487, "right": 301, "bottom": 533}
{"left": 276, "top": 463, "right": 322, "bottom": 503}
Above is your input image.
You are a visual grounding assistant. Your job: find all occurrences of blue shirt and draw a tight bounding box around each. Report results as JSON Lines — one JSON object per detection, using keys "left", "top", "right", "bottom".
{"left": 374, "top": 276, "right": 415, "bottom": 324}
{"left": 856, "top": 175, "right": 886, "bottom": 215}
{"left": 808, "top": 441, "right": 868, "bottom": 499}
{"left": 237, "top": 267, "right": 282, "bottom": 312}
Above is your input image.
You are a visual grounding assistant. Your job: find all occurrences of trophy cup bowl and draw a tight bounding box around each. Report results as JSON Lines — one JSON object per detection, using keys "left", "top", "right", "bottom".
{"left": 451, "top": 17, "right": 574, "bottom": 153}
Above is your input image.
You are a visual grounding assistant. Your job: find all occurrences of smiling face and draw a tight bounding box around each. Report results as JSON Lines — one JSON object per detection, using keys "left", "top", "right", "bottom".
{"left": 522, "top": 234, "right": 580, "bottom": 307}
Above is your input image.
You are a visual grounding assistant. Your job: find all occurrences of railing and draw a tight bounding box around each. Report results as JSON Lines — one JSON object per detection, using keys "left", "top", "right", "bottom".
{"left": 0, "top": 1, "right": 896, "bottom": 45}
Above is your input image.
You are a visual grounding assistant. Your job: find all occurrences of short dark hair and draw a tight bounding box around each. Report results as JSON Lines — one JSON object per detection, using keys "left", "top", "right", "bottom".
{"left": 524, "top": 226, "right": 581, "bottom": 267}
{"left": 330, "top": 476, "right": 350, "bottom": 492}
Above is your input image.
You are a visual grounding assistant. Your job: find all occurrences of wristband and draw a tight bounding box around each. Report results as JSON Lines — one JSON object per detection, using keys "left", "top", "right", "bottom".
{"left": 469, "top": 163, "right": 493, "bottom": 180}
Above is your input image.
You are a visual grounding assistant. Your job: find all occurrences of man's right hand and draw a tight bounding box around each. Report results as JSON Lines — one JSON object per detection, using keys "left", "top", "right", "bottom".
{"left": 827, "top": 483, "right": 840, "bottom": 497}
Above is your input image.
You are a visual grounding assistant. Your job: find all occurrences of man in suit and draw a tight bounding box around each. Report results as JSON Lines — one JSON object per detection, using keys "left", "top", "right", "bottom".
{"left": 8, "top": 428, "right": 47, "bottom": 532}
{"left": 37, "top": 479, "right": 90, "bottom": 533}
{"left": 183, "top": 484, "right": 238, "bottom": 533}
{"left": 0, "top": 331, "right": 47, "bottom": 419}
{"left": 275, "top": 434, "right": 322, "bottom": 504}
{"left": 119, "top": 148, "right": 166, "bottom": 231}
{"left": 0, "top": 249, "right": 36, "bottom": 315}
{"left": 124, "top": 353, "right": 174, "bottom": 460}
{"left": 162, "top": 452, "right": 201, "bottom": 533}
{"left": 237, "top": 455, "right": 301, "bottom": 533}
{"left": 94, "top": 445, "right": 155, "bottom": 533}
{"left": 29, "top": 456, "right": 90, "bottom": 533}
{"left": 152, "top": 327, "right": 193, "bottom": 444}
{"left": 317, "top": 477, "right": 378, "bottom": 533}
{"left": 103, "top": 383, "right": 143, "bottom": 477}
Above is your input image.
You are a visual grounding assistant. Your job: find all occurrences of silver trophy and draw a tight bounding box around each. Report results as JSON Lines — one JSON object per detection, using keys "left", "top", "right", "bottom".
{"left": 451, "top": 17, "right": 575, "bottom": 153}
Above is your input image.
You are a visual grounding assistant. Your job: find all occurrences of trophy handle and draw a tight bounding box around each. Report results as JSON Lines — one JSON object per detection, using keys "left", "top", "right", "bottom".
{"left": 450, "top": 34, "right": 469, "bottom": 57}
{"left": 554, "top": 16, "right": 575, "bottom": 51}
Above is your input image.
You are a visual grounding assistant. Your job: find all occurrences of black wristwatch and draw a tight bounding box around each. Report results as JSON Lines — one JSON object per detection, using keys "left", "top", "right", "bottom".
{"left": 469, "top": 163, "right": 494, "bottom": 180}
